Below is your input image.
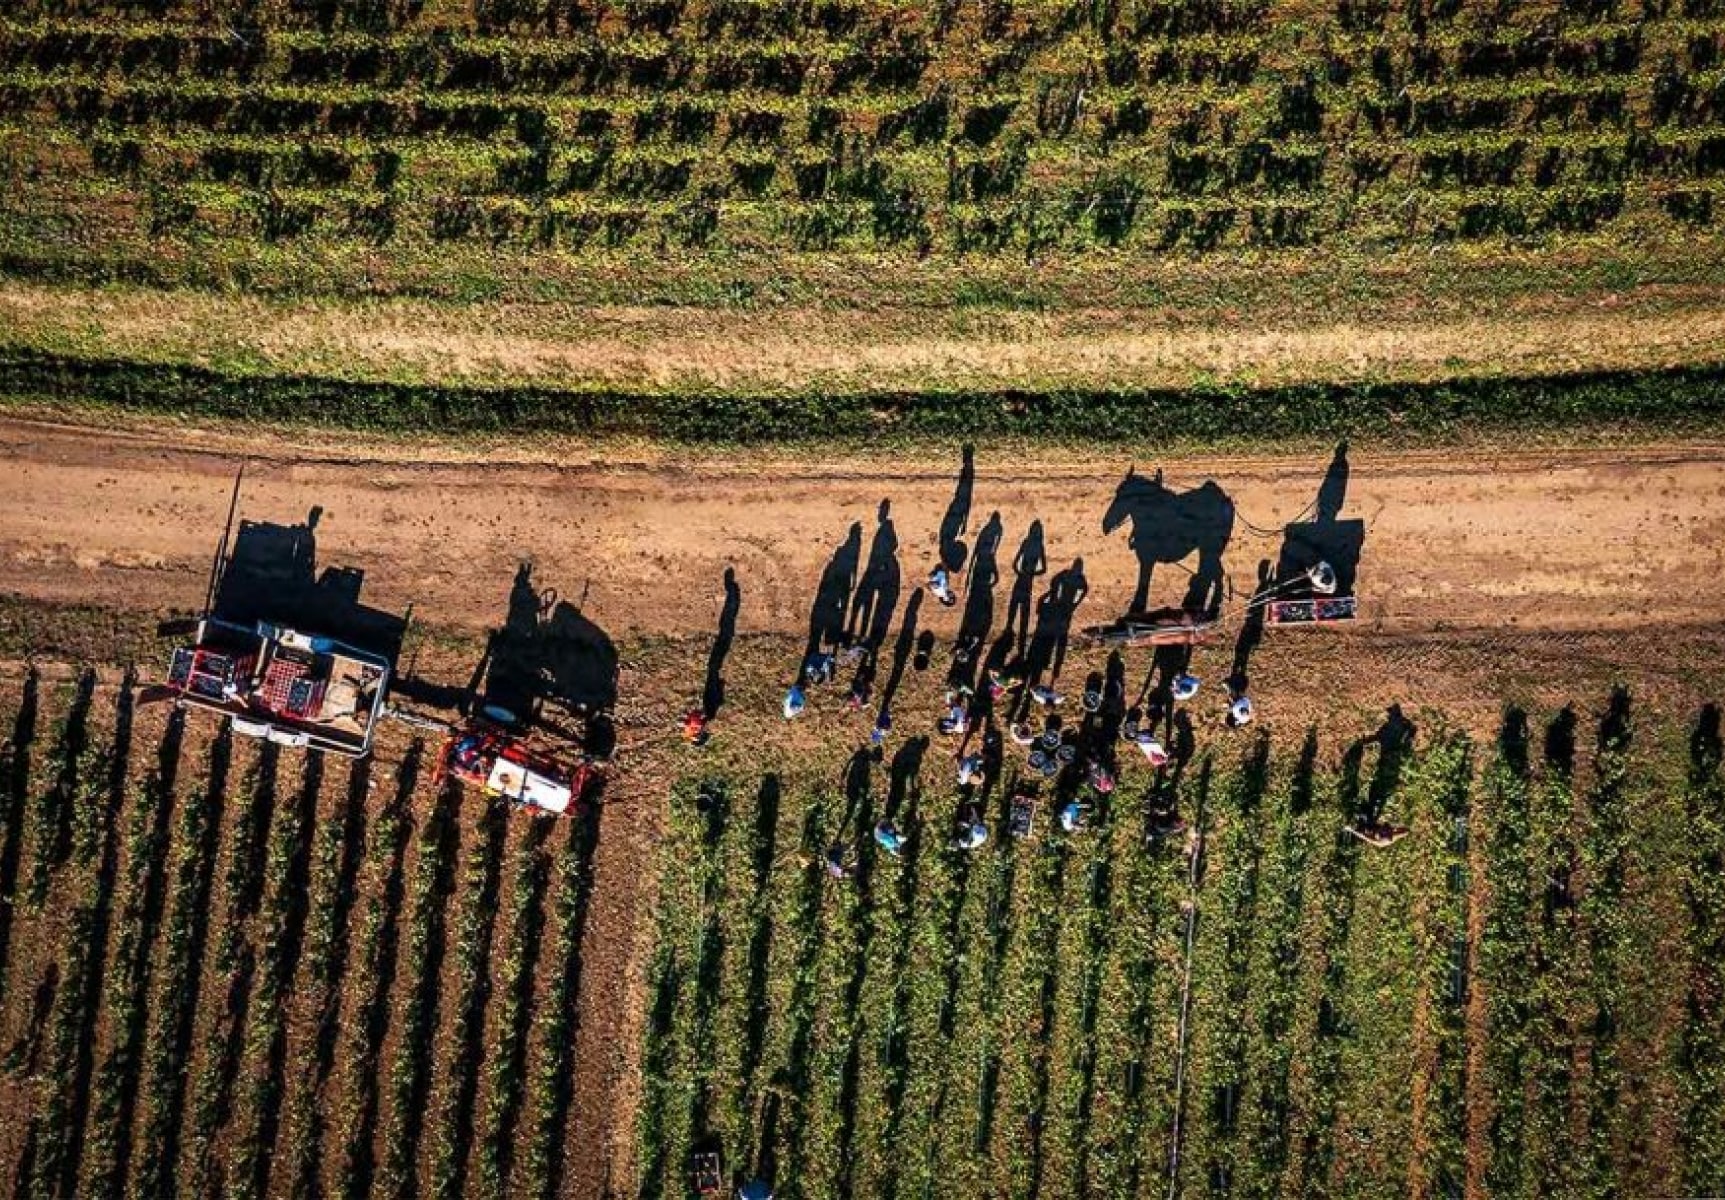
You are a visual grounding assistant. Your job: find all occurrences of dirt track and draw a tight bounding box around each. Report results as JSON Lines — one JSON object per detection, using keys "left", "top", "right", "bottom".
{"left": 4, "top": 414, "right": 1725, "bottom": 1196}
{"left": 2, "top": 416, "right": 1723, "bottom": 640}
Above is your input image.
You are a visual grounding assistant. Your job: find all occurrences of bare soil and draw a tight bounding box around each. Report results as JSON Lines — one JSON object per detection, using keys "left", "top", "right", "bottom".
{"left": 1, "top": 414, "right": 1723, "bottom": 1195}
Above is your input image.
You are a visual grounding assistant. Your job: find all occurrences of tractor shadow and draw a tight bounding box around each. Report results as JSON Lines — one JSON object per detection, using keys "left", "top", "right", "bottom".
{"left": 1270, "top": 441, "right": 1365, "bottom": 605}
{"left": 772, "top": 804, "right": 843, "bottom": 1176}
{"left": 1293, "top": 741, "right": 1367, "bottom": 1192}
{"left": 211, "top": 507, "right": 409, "bottom": 666}
{"left": 738, "top": 777, "right": 782, "bottom": 1129}
{"left": 540, "top": 791, "right": 603, "bottom": 1200}
{"left": 1100, "top": 468, "right": 1233, "bottom": 617}
{"left": 398, "top": 562, "right": 619, "bottom": 756}
{"left": 0, "top": 668, "right": 39, "bottom": 987}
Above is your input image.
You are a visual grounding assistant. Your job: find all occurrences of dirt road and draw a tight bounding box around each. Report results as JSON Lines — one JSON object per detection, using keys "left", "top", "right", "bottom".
{"left": 2, "top": 416, "right": 1722, "bottom": 642}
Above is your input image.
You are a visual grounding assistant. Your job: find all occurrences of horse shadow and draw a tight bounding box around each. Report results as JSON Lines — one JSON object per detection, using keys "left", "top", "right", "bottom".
{"left": 1100, "top": 469, "right": 1233, "bottom": 617}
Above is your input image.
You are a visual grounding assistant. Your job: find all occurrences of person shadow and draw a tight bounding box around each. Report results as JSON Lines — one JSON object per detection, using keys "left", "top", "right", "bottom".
{"left": 702, "top": 568, "right": 741, "bottom": 721}
{"left": 1351, "top": 703, "right": 1416, "bottom": 825}
{"left": 1228, "top": 559, "right": 1273, "bottom": 695}
{"left": 1274, "top": 440, "right": 1365, "bottom": 603}
{"left": 939, "top": 444, "right": 976, "bottom": 575}
{"left": 847, "top": 500, "right": 901, "bottom": 652}
{"left": 1004, "top": 519, "right": 1046, "bottom": 655}
{"left": 1693, "top": 703, "right": 1722, "bottom": 785}
{"left": 840, "top": 744, "right": 880, "bottom": 835}
{"left": 1021, "top": 558, "right": 1088, "bottom": 709}
{"left": 805, "top": 522, "right": 863, "bottom": 663}
{"left": 950, "top": 512, "right": 1003, "bottom": 687}
{"left": 1100, "top": 468, "right": 1233, "bottom": 618}
{"left": 876, "top": 588, "right": 924, "bottom": 723}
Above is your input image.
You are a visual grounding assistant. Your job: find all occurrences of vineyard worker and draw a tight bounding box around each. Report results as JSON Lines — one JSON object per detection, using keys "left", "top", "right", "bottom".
{"left": 826, "top": 842, "right": 854, "bottom": 880}
{"left": 1347, "top": 819, "right": 1410, "bottom": 848}
{"left": 739, "top": 1180, "right": 774, "bottom": 1200}
{"left": 1149, "top": 806, "right": 1188, "bottom": 840}
{"left": 1120, "top": 707, "right": 1143, "bottom": 742}
{"left": 783, "top": 684, "right": 806, "bottom": 720}
{"left": 1227, "top": 693, "right": 1254, "bottom": 728}
{"left": 875, "top": 819, "right": 906, "bottom": 856}
{"left": 988, "top": 664, "right": 1024, "bottom": 701}
{"left": 1060, "top": 800, "right": 1087, "bottom": 833}
{"left": 951, "top": 807, "right": 989, "bottom": 851}
{"left": 1172, "top": 673, "right": 1201, "bottom": 702}
{"left": 871, "top": 708, "right": 892, "bottom": 746}
{"left": 682, "top": 708, "right": 711, "bottom": 747}
{"left": 938, "top": 687, "right": 972, "bottom": 737}
{"left": 957, "top": 752, "right": 985, "bottom": 787}
{"left": 805, "top": 650, "right": 836, "bottom": 685}
{"left": 928, "top": 564, "right": 958, "bottom": 607}
{"left": 1135, "top": 737, "right": 1171, "bottom": 768}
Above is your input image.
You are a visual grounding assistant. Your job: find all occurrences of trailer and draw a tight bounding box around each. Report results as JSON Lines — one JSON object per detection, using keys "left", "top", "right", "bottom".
{"left": 160, "top": 616, "right": 393, "bottom": 756}
{"left": 433, "top": 715, "right": 596, "bottom": 817}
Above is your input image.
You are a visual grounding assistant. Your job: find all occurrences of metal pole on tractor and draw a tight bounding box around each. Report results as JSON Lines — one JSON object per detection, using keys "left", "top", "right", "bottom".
{"left": 204, "top": 464, "right": 246, "bottom": 617}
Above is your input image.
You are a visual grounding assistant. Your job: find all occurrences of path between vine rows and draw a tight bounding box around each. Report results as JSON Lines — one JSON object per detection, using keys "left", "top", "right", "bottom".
{"left": 3, "top": 413, "right": 1725, "bottom": 1195}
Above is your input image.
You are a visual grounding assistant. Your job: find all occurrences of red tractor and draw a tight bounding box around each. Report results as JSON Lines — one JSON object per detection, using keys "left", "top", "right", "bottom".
{"left": 431, "top": 712, "right": 597, "bottom": 817}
